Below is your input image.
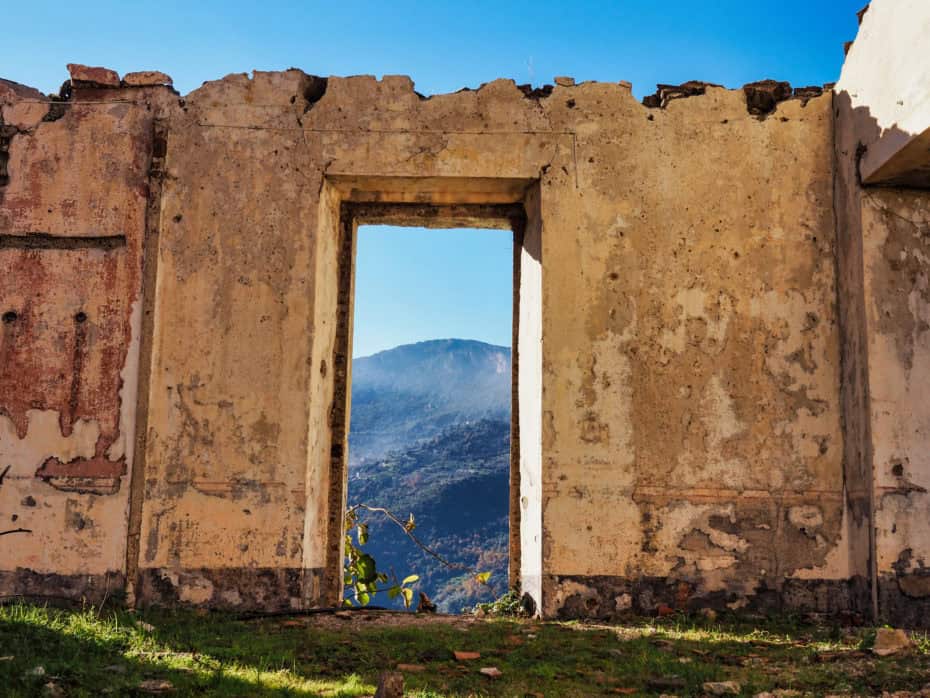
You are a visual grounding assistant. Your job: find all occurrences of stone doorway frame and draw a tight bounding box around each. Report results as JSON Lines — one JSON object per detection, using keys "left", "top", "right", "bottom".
{"left": 314, "top": 177, "right": 543, "bottom": 611}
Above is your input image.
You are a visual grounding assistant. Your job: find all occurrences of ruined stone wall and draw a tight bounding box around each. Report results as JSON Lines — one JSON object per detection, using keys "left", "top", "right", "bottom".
{"left": 1, "top": 51, "right": 927, "bottom": 623}
{"left": 537, "top": 85, "right": 850, "bottom": 618}
{"left": 0, "top": 68, "right": 172, "bottom": 600}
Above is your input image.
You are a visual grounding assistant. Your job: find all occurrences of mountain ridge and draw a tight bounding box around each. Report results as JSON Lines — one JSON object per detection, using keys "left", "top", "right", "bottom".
{"left": 349, "top": 338, "right": 511, "bottom": 466}
{"left": 347, "top": 338, "right": 512, "bottom": 611}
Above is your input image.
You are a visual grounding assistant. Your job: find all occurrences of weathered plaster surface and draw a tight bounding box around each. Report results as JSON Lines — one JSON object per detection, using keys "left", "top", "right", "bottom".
{"left": 123, "top": 70, "right": 850, "bottom": 614}
{"left": 860, "top": 190, "right": 930, "bottom": 623}
{"left": 0, "top": 73, "right": 171, "bottom": 598}
{"left": 833, "top": 0, "right": 930, "bottom": 626}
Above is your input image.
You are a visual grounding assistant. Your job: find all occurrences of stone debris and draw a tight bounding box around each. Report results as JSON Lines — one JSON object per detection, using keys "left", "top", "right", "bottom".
{"left": 742, "top": 79, "right": 793, "bottom": 116}
{"left": 122, "top": 71, "right": 173, "bottom": 87}
{"left": 66, "top": 63, "right": 120, "bottom": 88}
{"left": 137, "top": 679, "right": 174, "bottom": 693}
{"left": 396, "top": 663, "right": 425, "bottom": 672}
{"left": 872, "top": 627, "right": 913, "bottom": 656}
{"left": 374, "top": 671, "right": 404, "bottom": 698}
{"left": 554, "top": 76, "right": 575, "bottom": 87}
{"left": 480, "top": 666, "right": 503, "bottom": 678}
{"left": 42, "top": 682, "right": 65, "bottom": 697}
{"left": 703, "top": 681, "right": 741, "bottom": 695}
{"left": 642, "top": 81, "right": 720, "bottom": 108}
{"left": 453, "top": 650, "right": 481, "bottom": 660}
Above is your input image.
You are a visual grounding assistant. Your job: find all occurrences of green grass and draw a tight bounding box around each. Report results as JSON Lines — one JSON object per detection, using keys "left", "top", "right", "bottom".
{"left": 1, "top": 602, "right": 929, "bottom": 696}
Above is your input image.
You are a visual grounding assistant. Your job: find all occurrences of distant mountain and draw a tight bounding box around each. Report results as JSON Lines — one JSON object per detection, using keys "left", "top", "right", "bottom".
{"left": 350, "top": 419, "right": 510, "bottom": 612}
{"left": 349, "top": 339, "right": 511, "bottom": 466}
{"left": 347, "top": 339, "right": 512, "bottom": 612}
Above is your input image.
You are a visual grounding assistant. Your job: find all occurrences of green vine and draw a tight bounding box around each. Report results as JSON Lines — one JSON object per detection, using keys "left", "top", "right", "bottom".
{"left": 343, "top": 503, "right": 491, "bottom": 609}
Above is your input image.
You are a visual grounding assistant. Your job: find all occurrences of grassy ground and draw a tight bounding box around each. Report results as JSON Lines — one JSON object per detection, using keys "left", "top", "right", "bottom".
{"left": 1, "top": 602, "right": 929, "bottom": 697}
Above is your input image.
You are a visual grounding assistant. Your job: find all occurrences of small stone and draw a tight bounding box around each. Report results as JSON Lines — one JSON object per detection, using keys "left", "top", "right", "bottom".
{"left": 704, "top": 681, "right": 741, "bottom": 695}
{"left": 27, "top": 666, "right": 46, "bottom": 677}
{"left": 480, "top": 667, "right": 503, "bottom": 678}
{"left": 67, "top": 64, "right": 120, "bottom": 88}
{"left": 137, "top": 679, "right": 174, "bottom": 693}
{"left": 618, "top": 80, "right": 633, "bottom": 89}
{"left": 137, "top": 621, "right": 156, "bottom": 632}
{"left": 396, "top": 663, "right": 425, "bottom": 673}
{"left": 657, "top": 603, "right": 675, "bottom": 617}
{"left": 333, "top": 610, "right": 352, "bottom": 619}
{"left": 873, "top": 627, "right": 913, "bottom": 656}
{"left": 554, "top": 76, "right": 575, "bottom": 87}
{"left": 374, "top": 671, "right": 404, "bottom": 698}
{"left": 122, "top": 71, "right": 173, "bottom": 87}
{"left": 0, "top": 656, "right": 13, "bottom": 661}
{"left": 454, "top": 650, "right": 481, "bottom": 661}
{"left": 42, "top": 682, "right": 65, "bottom": 697}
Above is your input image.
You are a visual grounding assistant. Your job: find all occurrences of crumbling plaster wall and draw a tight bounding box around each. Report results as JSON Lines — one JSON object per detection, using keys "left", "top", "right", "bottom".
{"left": 0, "top": 71, "right": 172, "bottom": 599}
{"left": 538, "top": 86, "right": 849, "bottom": 618}
{"left": 128, "top": 69, "right": 850, "bottom": 615}
{"left": 835, "top": 0, "right": 930, "bottom": 626}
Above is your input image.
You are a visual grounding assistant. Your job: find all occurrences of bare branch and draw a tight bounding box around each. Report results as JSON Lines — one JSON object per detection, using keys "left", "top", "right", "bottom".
{"left": 347, "top": 503, "right": 463, "bottom": 571}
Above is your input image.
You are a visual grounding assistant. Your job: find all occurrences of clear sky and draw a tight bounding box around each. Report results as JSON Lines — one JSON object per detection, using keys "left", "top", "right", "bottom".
{"left": 3, "top": 0, "right": 864, "bottom": 357}
{"left": 353, "top": 226, "right": 513, "bottom": 357}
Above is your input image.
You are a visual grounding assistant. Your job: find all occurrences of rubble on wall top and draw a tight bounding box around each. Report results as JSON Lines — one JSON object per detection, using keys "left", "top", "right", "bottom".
{"left": 65, "top": 63, "right": 174, "bottom": 90}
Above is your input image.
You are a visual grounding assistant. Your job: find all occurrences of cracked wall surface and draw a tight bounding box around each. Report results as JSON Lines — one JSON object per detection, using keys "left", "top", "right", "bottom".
{"left": 0, "top": 71, "right": 173, "bottom": 599}
{"left": 2, "top": 0, "right": 930, "bottom": 624}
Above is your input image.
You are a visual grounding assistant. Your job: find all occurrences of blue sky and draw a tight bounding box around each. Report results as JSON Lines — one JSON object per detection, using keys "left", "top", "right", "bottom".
{"left": 3, "top": 0, "right": 864, "bottom": 357}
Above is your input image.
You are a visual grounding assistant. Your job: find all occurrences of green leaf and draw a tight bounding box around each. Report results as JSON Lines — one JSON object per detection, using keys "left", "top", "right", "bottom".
{"left": 376, "top": 573, "right": 389, "bottom": 584}
{"left": 474, "top": 571, "right": 492, "bottom": 585}
{"left": 356, "top": 554, "right": 377, "bottom": 584}
{"left": 357, "top": 591, "right": 370, "bottom": 606}
{"left": 401, "top": 587, "right": 414, "bottom": 608}
{"left": 357, "top": 523, "right": 368, "bottom": 545}
{"left": 401, "top": 574, "right": 420, "bottom": 586}
{"left": 387, "top": 586, "right": 401, "bottom": 599}
{"left": 343, "top": 598, "right": 353, "bottom": 607}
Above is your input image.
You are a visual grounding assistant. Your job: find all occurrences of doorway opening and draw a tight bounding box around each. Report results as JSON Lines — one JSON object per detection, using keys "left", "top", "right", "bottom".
{"left": 336, "top": 203, "right": 524, "bottom": 613}
{"left": 347, "top": 222, "right": 513, "bottom": 612}
{"left": 317, "top": 196, "right": 542, "bottom": 615}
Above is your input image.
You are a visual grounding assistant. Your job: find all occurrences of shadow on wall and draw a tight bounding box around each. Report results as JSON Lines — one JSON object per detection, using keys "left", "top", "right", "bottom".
{"left": 833, "top": 86, "right": 930, "bottom": 628}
